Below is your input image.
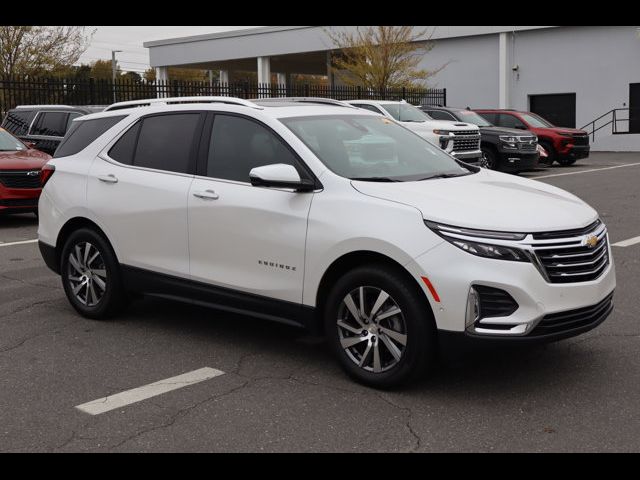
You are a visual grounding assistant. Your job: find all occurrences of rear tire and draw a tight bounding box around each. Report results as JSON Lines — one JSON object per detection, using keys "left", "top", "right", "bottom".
{"left": 324, "top": 265, "right": 437, "bottom": 389}
{"left": 60, "top": 228, "right": 128, "bottom": 320}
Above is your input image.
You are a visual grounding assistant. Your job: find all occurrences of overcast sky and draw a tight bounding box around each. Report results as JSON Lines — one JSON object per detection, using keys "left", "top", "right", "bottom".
{"left": 78, "top": 26, "right": 262, "bottom": 73}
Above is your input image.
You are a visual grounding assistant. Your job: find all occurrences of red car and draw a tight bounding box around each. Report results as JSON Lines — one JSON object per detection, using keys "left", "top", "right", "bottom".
{"left": 0, "top": 127, "right": 52, "bottom": 216}
{"left": 474, "top": 109, "right": 590, "bottom": 166}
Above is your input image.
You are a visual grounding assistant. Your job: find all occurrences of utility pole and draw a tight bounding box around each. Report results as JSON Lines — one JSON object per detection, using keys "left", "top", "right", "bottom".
{"left": 111, "top": 50, "right": 122, "bottom": 103}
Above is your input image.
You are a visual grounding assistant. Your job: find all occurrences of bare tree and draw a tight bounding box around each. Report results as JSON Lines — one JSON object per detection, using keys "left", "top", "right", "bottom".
{"left": 0, "top": 26, "right": 94, "bottom": 77}
{"left": 326, "top": 26, "right": 447, "bottom": 91}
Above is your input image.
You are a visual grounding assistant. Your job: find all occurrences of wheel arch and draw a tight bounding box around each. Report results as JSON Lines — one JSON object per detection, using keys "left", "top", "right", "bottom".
{"left": 313, "top": 250, "right": 434, "bottom": 335}
{"left": 53, "top": 217, "right": 117, "bottom": 273}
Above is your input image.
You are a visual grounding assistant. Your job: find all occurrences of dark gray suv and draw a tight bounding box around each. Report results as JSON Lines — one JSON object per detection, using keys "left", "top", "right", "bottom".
{"left": 1, "top": 105, "right": 105, "bottom": 155}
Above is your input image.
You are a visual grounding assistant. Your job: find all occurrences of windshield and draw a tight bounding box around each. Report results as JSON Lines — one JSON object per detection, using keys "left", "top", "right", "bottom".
{"left": 455, "top": 110, "right": 493, "bottom": 127}
{"left": 281, "top": 114, "right": 472, "bottom": 181}
{"left": 380, "top": 103, "right": 429, "bottom": 123}
{"left": 521, "top": 112, "right": 554, "bottom": 128}
{"left": 0, "top": 129, "right": 27, "bottom": 152}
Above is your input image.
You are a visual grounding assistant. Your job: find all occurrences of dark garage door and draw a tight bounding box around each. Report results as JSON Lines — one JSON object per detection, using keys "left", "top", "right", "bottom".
{"left": 630, "top": 83, "right": 640, "bottom": 134}
{"left": 530, "top": 93, "right": 576, "bottom": 128}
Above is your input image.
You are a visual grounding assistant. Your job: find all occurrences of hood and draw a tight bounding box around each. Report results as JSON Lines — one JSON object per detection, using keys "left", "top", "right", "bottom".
{"left": 401, "top": 120, "right": 477, "bottom": 132}
{"left": 0, "top": 148, "right": 51, "bottom": 170}
{"left": 538, "top": 126, "right": 587, "bottom": 136}
{"left": 351, "top": 169, "right": 598, "bottom": 232}
{"left": 479, "top": 126, "right": 535, "bottom": 136}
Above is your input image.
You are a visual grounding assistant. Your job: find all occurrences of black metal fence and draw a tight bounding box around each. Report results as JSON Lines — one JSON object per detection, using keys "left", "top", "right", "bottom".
{"left": 0, "top": 76, "right": 446, "bottom": 114}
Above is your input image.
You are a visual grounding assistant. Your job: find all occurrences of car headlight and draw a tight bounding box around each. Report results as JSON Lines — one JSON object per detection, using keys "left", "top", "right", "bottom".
{"left": 425, "top": 221, "right": 531, "bottom": 262}
{"left": 433, "top": 129, "right": 451, "bottom": 135}
{"left": 499, "top": 135, "right": 518, "bottom": 149}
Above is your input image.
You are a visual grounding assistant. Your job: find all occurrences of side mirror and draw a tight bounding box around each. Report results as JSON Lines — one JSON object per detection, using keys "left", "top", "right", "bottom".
{"left": 23, "top": 140, "right": 36, "bottom": 149}
{"left": 249, "top": 164, "right": 315, "bottom": 192}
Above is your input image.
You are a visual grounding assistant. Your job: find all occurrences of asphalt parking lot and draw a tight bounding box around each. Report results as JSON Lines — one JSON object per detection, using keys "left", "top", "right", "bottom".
{"left": 1, "top": 152, "right": 639, "bottom": 452}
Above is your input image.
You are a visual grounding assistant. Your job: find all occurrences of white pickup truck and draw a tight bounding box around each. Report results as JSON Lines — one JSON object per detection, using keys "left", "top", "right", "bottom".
{"left": 347, "top": 100, "right": 483, "bottom": 164}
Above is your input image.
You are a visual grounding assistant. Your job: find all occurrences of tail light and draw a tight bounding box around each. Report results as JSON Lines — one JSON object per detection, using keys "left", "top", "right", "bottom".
{"left": 40, "top": 164, "right": 55, "bottom": 187}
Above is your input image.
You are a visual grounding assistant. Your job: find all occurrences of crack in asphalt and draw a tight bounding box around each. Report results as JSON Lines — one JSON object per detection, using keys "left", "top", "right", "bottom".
{"left": 0, "top": 298, "right": 56, "bottom": 322}
{"left": 0, "top": 273, "right": 61, "bottom": 291}
{"left": 375, "top": 393, "right": 421, "bottom": 453}
{"left": 0, "top": 316, "right": 82, "bottom": 354}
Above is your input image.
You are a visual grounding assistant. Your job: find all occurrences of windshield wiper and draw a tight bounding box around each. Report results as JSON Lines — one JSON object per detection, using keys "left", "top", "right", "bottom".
{"left": 417, "top": 172, "right": 471, "bottom": 181}
{"left": 350, "top": 177, "right": 402, "bottom": 182}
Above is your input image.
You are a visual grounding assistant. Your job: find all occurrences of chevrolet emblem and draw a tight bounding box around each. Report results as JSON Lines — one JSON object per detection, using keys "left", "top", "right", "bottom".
{"left": 582, "top": 234, "right": 599, "bottom": 249}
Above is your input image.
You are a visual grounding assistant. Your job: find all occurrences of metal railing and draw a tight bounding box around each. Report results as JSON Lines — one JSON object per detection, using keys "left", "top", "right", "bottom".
{"left": 0, "top": 75, "right": 446, "bottom": 115}
{"left": 581, "top": 108, "right": 640, "bottom": 141}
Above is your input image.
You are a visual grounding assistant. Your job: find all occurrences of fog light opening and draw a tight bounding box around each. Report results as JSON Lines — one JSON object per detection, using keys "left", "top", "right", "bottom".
{"left": 465, "top": 286, "right": 481, "bottom": 328}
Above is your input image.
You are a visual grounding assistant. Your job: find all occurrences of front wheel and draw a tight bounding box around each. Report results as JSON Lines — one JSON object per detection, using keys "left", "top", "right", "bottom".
{"left": 60, "top": 228, "right": 128, "bottom": 320}
{"left": 557, "top": 158, "right": 577, "bottom": 166}
{"left": 480, "top": 147, "right": 498, "bottom": 170}
{"left": 324, "top": 265, "right": 437, "bottom": 389}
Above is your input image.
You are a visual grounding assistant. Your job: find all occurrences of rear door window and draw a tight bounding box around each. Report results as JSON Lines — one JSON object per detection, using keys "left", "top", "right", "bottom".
{"left": 54, "top": 115, "right": 126, "bottom": 158}
{"left": 131, "top": 113, "right": 202, "bottom": 174}
{"left": 30, "top": 111, "right": 69, "bottom": 137}
{"left": 477, "top": 112, "right": 497, "bottom": 125}
{"left": 428, "top": 110, "right": 457, "bottom": 121}
{"left": 496, "top": 113, "right": 527, "bottom": 129}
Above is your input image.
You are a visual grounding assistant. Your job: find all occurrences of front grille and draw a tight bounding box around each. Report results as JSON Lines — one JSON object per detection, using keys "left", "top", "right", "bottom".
{"left": 572, "top": 134, "right": 589, "bottom": 146}
{"left": 518, "top": 137, "right": 538, "bottom": 151}
{"left": 532, "top": 222, "right": 609, "bottom": 284}
{"left": 530, "top": 293, "right": 613, "bottom": 336}
{"left": 452, "top": 135, "right": 480, "bottom": 152}
{"left": 475, "top": 285, "right": 519, "bottom": 318}
{"left": 0, "top": 198, "right": 39, "bottom": 207}
{"left": 0, "top": 170, "right": 41, "bottom": 189}
{"left": 452, "top": 130, "right": 477, "bottom": 136}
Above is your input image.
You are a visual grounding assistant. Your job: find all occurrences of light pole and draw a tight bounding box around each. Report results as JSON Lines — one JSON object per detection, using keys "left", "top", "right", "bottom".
{"left": 111, "top": 50, "right": 122, "bottom": 103}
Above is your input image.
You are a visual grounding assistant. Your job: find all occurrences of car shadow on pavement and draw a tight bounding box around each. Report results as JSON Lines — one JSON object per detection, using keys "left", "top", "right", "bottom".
{"left": 116, "top": 296, "right": 592, "bottom": 397}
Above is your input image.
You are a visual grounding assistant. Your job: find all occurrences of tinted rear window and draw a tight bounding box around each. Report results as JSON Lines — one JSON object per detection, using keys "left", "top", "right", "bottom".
{"left": 2, "top": 110, "right": 36, "bottom": 135}
{"left": 53, "top": 115, "right": 126, "bottom": 158}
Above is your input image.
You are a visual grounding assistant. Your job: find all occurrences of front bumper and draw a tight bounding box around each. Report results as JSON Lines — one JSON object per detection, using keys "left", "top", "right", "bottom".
{"left": 0, "top": 185, "right": 41, "bottom": 214}
{"left": 450, "top": 149, "right": 483, "bottom": 162}
{"left": 560, "top": 144, "right": 590, "bottom": 160}
{"left": 496, "top": 151, "right": 540, "bottom": 171}
{"left": 406, "top": 237, "right": 616, "bottom": 341}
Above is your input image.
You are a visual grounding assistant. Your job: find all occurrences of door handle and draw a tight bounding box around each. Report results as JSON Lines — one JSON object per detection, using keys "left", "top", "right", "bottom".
{"left": 98, "top": 174, "right": 118, "bottom": 184}
{"left": 193, "top": 189, "right": 219, "bottom": 200}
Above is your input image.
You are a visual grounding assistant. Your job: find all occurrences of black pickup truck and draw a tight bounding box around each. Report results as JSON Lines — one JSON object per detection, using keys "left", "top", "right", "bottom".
{"left": 419, "top": 106, "right": 540, "bottom": 173}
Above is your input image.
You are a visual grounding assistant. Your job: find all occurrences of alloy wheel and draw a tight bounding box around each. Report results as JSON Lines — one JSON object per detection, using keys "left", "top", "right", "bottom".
{"left": 336, "top": 286, "right": 407, "bottom": 373}
{"left": 67, "top": 242, "right": 108, "bottom": 307}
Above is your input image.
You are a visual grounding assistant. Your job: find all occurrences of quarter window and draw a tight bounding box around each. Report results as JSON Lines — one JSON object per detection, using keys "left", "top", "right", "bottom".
{"left": 355, "top": 104, "right": 384, "bottom": 115}
{"left": 206, "top": 115, "right": 300, "bottom": 182}
{"left": 54, "top": 115, "right": 126, "bottom": 158}
{"left": 2, "top": 110, "right": 36, "bottom": 136}
{"left": 428, "top": 110, "right": 457, "bottom": 121}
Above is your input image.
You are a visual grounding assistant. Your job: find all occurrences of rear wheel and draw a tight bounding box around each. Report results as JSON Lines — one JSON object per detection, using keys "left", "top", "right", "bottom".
{"left": 61, "top": 228, "right": 128, "bottom": 320}
{"left": 324, "top": 265, "right": 437, "bottom": 389}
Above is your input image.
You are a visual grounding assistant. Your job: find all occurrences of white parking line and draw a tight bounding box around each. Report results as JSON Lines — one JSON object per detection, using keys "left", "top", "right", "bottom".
{"left": 612, "top": 236, "right": 640, "bottom": 248}
{"left": 75, "top": 367, "right": 225, "bottom": 415}
{"left": 534, "top": 162, "right": 640, "bottom": 179}
{"left": 0, "top": 239, "right": 39, "bottom": 248}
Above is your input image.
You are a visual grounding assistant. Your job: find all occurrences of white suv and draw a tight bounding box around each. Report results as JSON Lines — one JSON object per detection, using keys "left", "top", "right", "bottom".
{"left": 38, "top": 96, "right": 616, "bottom": 388}
{"left": 347, "top": 100, "right": 482, "bottom": 163}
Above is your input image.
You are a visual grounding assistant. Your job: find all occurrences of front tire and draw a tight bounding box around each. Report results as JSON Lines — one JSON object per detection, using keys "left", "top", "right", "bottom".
{"left": 480, "top": 147, "right": 498, "bottom": 170}
{"left": 557, "top": 157, "right": 577, "bottom": 166}
{"left": 60, "top": 228, "right": 128, "bottom": 320}
{"left": 324, "top": 265, "right": 437, "bottom": 389}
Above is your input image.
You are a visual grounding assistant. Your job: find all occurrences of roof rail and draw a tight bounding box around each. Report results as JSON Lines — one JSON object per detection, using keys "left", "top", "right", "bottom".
{"left": 16, "top": 104, "right": 74, "bottom": 109}
{"left": 253, "top": 97, "right": 357, "bottom": 108}
{"left": 104, "top": 96, "right": 263, "bottom": 112}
